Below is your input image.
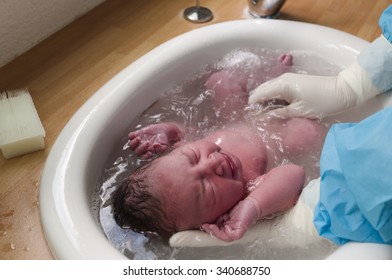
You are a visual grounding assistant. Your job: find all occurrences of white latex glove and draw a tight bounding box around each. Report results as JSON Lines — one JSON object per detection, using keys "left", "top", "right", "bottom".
{"left": 248, "top": 61, "right": 380, "bottom": 119}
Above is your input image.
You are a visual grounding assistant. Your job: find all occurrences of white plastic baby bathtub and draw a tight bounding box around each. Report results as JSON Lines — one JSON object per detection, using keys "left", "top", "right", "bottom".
{"left": 40, "top": 19, "right": 392, "bottom": 259}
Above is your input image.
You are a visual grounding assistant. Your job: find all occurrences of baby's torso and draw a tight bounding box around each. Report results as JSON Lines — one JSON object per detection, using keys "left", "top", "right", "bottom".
{"left": 261, "top": 117, "right": 328, "bottom": 161}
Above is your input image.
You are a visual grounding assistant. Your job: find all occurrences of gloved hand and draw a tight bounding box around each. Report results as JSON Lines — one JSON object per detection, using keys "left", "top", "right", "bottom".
{"left": 201, "top": 198, "right": 260, "bottom": 242}
{"left": 248, "top": 61, "right": 380, "bottom": 119}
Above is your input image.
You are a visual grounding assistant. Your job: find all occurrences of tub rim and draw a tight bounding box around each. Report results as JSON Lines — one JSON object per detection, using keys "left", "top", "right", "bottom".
{"left": 39, "top": 18, "right": 391, "bottom": 260}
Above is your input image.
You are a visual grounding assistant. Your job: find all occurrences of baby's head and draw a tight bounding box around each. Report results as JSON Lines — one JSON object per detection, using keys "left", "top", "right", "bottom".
{"left": 113, "top": 139, "right": 245, "bottom": 237}
{"left": 112, "top": 163, "right": 175, "bottom": 237}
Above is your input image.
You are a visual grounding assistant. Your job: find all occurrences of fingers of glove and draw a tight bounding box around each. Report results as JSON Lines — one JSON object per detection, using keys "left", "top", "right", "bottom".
{"left": 248, "top": 73, "right": 302, "bottom": 104}
{"left": 248, "top": 80, "right": 285, "bottom": 104}
{"left": 266, "top": 105, "right": 322, "bottom": 119}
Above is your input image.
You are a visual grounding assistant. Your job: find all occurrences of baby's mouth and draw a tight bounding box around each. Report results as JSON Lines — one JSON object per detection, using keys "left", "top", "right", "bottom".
{"left": 220, "top": 151, "right": 242, "bottom": 181}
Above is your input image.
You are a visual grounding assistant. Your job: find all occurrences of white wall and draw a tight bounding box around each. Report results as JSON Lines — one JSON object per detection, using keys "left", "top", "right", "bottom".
{"left": 0, "top": 0, "right": 105, "bottom": 67}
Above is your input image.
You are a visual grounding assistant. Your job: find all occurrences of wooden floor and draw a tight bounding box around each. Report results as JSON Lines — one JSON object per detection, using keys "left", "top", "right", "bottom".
{"left": 0, "top": 0, "right": 390, "bottom": 259}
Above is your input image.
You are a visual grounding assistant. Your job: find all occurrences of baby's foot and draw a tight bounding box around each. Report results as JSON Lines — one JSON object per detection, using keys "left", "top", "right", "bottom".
{"left": 128, "top": 122, "right": 183, "bottom": 159}
{"left": 278, "top": 53, "right": 293, "bottom": 66}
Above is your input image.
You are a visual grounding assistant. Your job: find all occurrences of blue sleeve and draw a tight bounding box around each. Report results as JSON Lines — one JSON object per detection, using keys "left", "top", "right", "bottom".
{"left": 379, "top": 5, "right": 392, "bottom": 43}
{"left": 314, "top": 107, "right": 392, "bottom": 245}
{"left": 358, "top": 5, "right": 392, "bottom": 92}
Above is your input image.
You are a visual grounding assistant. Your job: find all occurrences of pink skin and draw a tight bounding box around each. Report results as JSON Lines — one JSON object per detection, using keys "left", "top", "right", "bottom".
{"left": 128, "top": 123, "right": 184, "bottom": 159}
{"left": 127, "top": 117, "right": 325, "bottom": 241}
{"left": 146, "top": 140, "right": 246, "bottom": 231}
{"left": 205, "top": 71, "right": 249, "bottom": 113}
{"left": 126, "top": 53, "right": 326, "bottom": 241}
{"left": 262, "top": 117, "right": 328, "bottom": 160}
{"left": 279, "top": 53, "right": 293, "bottom": 66}
{"left": 202, "top": 164, "right": 305, "bottom": 241}
{"left": 205, "top": 53, "right": 293, "bottom": 114}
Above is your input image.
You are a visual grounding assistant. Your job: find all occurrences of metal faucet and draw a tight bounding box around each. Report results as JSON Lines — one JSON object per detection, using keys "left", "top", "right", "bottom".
{"left": 247, "top": 0, "right": 286, "bottom": 18}
{"left": 183, "top": 0, "right": 213, "bottom": 23}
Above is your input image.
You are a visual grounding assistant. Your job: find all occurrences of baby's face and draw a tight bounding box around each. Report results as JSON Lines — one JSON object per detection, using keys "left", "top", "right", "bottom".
{"left": 149, "top": 139, "right": 245, "bottom": 230}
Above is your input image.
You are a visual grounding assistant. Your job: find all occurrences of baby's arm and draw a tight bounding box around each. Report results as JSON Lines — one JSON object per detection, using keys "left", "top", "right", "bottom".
{"left": 202, "top": 164, "right": 304, "bottom": 241}
{"left": 128, "top": 122, "right": 185, "bottom": 159}
{"left": 248, "top": 164, "right": 305, "bottom": 217}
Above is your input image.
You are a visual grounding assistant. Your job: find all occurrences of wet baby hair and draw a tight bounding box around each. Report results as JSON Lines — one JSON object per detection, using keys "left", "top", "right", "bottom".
{"left": 112, "top": 163, "right": 176, "bottom": 238}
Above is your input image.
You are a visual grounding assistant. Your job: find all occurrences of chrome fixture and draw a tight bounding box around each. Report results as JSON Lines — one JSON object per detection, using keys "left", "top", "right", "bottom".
{"left": 184, "top": 0, "right": 213, "bottom": 23}
{"left": 247, "top": 0, "right": 286, "bottom": 18}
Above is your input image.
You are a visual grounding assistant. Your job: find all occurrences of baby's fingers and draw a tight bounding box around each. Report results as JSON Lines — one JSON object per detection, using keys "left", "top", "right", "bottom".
{"left": 214, "top": 213, "right": 230, "bottom": 226}
{"left": 201, "top": 224, "right": 233, "bottom": 242}
{"left": 128, "top": 131, "right": 141, "bottom": 140}
{"left": 134, "top": 140, "right": 151, "bottom": 155}
{"left": 151, "top": 143, "right": 169, "bottom": 153}
{"left": 140, "top": 151, "right": 153, "bottom": 159}
{"left": 201, "top": 224, "right": 225, "bottom": 239}
{"left": 128, "top": 136, "right": 141, "bottom": 150}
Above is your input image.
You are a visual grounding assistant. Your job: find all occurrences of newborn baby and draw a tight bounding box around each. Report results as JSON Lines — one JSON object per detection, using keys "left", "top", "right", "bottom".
{"left": 113, "top": 116, "right": 326, "bottom": 241}
{"left": 112, "top": 51, "right": 327, "bottom": 241}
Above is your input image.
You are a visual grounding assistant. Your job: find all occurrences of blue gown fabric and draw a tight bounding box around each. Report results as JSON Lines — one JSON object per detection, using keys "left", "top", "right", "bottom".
{"left": 314, "top": 108, "right": 392, "bottom": 245}
{"left": 359, "top": 4, "right": 392, "bottom": 93}
{"left": 380, "top": 5, "right": 392, "bottom": 42}
{"left": 314, "top": 5, "right": 392, "bottom": 245}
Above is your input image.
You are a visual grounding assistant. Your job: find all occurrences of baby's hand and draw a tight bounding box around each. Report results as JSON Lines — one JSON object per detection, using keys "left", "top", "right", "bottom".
{"left": 128, "top": 123, "right": 183, "bottom": 159}
{"left": 201, "top": 199, "right": 259, "bottom": 242}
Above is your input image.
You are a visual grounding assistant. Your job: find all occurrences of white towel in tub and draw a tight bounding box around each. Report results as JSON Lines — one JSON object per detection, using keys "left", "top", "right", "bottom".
{"left": 170, "top": 178, "right": 325, "bottom": 248}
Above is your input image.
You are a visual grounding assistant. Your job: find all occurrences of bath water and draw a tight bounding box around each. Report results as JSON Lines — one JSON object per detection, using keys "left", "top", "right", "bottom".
{"left": 93, "top": 48, "right": 339, "bottom": 259}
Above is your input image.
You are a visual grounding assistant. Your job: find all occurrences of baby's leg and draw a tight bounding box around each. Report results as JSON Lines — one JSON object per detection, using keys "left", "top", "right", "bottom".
{"left": 205, "top": 71, "right": 244, "bottom": 97}
{"left": 128, "top": 122, "right": 184, "bottom": 159}
{"left": 205, "top": 71, "right": 248, "bottom": 111}
{"left": 268, "top": 53, "right": 293, "bottom": 78}
{"left": 279, "top": 53, "right": 293, "bottom": 66}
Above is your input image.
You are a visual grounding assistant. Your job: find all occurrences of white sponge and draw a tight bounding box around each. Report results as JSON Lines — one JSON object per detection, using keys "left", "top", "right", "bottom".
{"left": 0, "top": 88, "right": 45, "bottom": 159}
